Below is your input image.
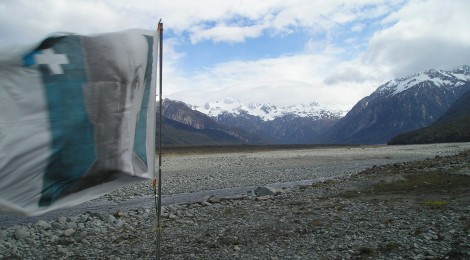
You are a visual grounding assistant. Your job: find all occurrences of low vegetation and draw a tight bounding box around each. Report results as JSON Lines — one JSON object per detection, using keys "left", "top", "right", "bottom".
{"left": 388, "top": 115, "right": 470, "bottom": 145}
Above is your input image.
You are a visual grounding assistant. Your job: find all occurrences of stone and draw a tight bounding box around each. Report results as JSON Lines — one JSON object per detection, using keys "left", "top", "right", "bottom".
{"left": 78, "top": 214, "right": 89, "bottom": 223}
{"left": 208, "top": 195, "right": 221, "bottom": 203}
{"left": 64, "top": 229, "right": 75, "bottom": 237}
{"left": 50, "top": 235, "right": 59, "bottom": 243}
{"left": 14, "top": 228, "right": 29, "bottom": 240}
{"left": 107, "top": 215, "right": 116, "bottom": 224}
{"left": 51, "top": 222, "right": 64, "bottom": 229}
{"left": 255, "top": 195, "right": 272, "bottom": 201}
{"left": 58, "top": 216, "right": 67, "bottom": 224}
{"left": 68, "top": 216, "right": 79, "bottom": 223}
{"left": 254, "top": 186, "right": 281, "bottom": 196}
{"left": 66, "top": 222, "right": 77, "bottom": 229}
{"left": 201, "top": 201, "right": 212, "bottom": 207}
{"left": 113, "top": 211, "right": 126, "bottom": 218}
{"left": 57, "top": 245, "right": 68, "bottom": 255}
{"left": 35, "top": 220, "right": 51, "bottom": 230}
{"left": 115, "top": 220, "right": 125, "bottom": 229}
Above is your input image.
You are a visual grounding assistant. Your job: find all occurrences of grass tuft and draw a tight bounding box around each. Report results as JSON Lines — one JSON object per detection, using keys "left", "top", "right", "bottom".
{"left": 422, "top": 200, "right": 449, "bottom": 207}
{"left": 358, "top": 246, "right": 374, "bottom": 255}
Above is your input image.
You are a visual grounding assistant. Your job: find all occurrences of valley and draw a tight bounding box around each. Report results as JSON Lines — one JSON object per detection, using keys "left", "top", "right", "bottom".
{"left": 162, "top": 65, "right": 470, "bottom": 145}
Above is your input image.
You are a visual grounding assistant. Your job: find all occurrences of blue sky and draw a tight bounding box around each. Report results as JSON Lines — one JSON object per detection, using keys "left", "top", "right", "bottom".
{"left": 2, "top": 0, "right": 470, "bottom": 111}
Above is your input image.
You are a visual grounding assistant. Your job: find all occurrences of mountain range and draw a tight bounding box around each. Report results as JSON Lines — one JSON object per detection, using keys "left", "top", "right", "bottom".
{"left": 159, "top": 65, "right": 470, "bottom": 145}
{"left": 160, "top": 98, "right": 344, "bottom": 144}
{"left": 319, "top": 66, "right": 470, "bottom": 144}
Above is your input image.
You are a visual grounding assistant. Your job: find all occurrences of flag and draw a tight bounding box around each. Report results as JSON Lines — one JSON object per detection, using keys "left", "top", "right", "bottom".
{"left": 0, "top": 29, "right": 157, "bottom": 216}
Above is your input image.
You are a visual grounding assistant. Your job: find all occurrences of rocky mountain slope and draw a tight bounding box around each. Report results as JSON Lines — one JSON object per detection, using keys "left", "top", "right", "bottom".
{"left": 320, "top": 66, "right": 470, "bottom": 144}
{"left": 157, "top": 117, "right": 244, "bottom": 145}
{"left": 159, "top": 99, "right": 268, "bottom": 144}
{"left": 388, "top": 90, "right": 470, "bottom": 144}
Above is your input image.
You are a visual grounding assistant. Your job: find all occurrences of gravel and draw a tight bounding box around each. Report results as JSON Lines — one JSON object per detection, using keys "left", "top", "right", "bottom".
{"left": 1, "top": 142, "right": 470, "bottom": 259}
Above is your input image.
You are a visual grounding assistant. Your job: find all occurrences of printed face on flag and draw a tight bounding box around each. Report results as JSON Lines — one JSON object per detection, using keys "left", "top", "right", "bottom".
{"left": 0, "top": 29, "right": 157, "bottom": 216}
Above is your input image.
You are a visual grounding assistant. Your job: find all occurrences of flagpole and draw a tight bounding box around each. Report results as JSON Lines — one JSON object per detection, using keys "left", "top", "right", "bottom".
{"left": 154, "top": 19, "right": 163, "bottom": 260}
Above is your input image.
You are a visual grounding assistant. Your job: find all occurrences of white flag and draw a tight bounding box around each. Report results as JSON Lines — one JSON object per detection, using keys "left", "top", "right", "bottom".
{"left": 0, "top": 29, "right": 157, "bottom": 216}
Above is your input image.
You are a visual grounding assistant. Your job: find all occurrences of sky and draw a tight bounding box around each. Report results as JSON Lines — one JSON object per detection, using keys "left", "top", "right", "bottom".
{"left": 1, "top": 0, "right": 470, "bottom": 111}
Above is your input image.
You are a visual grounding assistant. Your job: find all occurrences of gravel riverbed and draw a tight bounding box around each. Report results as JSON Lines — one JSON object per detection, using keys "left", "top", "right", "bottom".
{"left": 1, "top": 143, "right": 470, "bottom": 259}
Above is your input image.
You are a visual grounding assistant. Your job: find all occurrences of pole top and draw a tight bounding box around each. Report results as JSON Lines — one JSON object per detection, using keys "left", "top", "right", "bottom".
{"left": 158, "top": 19, "right": 163, "bottom": 31}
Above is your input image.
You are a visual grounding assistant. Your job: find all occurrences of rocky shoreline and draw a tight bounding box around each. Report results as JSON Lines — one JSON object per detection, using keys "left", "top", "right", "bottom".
{"left": 1, "top": 149, "right": 470, "bottom": 259}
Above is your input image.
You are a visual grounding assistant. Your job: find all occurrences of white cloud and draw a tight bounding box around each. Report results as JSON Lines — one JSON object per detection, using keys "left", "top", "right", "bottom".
{"left": 166, "top": 52, "right": 381, "bottom": 111}
{"left": 189, "top": 23, "right": 267, "bottom": 43}
{"left": 0, "top": 0, "right": 137, "bottom": 44}
{"left": 2, "top": 0, "right": 469, "bottom": 111}
{"left": 158, "top": 1, "right": 470, "bottom": 109}
{"left": 363, "top": 0, "right": 470, "bottom": 77}
{"left": 351, "top": 23, "right": 365, "bottom": 32}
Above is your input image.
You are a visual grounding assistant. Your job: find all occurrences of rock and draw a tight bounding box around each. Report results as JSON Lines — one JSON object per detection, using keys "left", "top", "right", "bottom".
{"left": 115, "top": 220, "right": 125, "bottom": 229}
{"left": 35, "top": 220, "right": 51, "bottom": 230}
{"left": 64, "top": 229, "right": 75, "bottom": 237}
{"left": 57, "top": 245, "right": 68, "bottom": 255}
{"left": 113, "top": 211, "right": 126, "bottom": 218}
{"left": 58, "top": 216, "right": 67, "bottom": 224}
{"left": 51, "top": 222, "right": 64, "bottom": 229}
{"left": 255, "top": 195, "right": 272, "bottom": 201}
{"left": 10, "top": 246, "right": 19, "bottom": 255}
{"left": 78, "top": 214, "right": 89, "bottom": 223}
{"left": 14, "top": 228, "right": 29, "bottom": 240}
{"left": 106, "top": 215, "right": 116, "bottom": 224}
{"left": 201, "top": 201, "right": 212, "bottom": 207}
{"left": 50, "top": 235, "right": 59, "bottom": 243}
{"left": 254, "top": 186, "right": 281, "bottom": 196}
{"left": 68, "top": 216, "right": 79, "bottom": 223}
{"left": 207, "top": 195, "right": 221, "bottom": 203}
{"left": 66, "top": 222, "right": 77, "bottom": 229}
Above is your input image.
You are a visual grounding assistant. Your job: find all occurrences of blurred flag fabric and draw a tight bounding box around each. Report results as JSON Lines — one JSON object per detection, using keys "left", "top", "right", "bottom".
{"left": 0, "top": 29, "right": 157, "bottom": 216}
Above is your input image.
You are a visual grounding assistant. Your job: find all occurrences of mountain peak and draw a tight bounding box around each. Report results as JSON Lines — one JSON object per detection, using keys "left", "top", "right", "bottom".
{"left": 191, "top": 98, "right": 344, "bottom": 121}
{"left": 378, "top": 65, "right": 470, "bottom": 96}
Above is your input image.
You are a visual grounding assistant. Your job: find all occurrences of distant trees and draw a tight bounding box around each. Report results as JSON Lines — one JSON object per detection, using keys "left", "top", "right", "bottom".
{"left": 388, "top": 116, "right": 470, "bottom": 145}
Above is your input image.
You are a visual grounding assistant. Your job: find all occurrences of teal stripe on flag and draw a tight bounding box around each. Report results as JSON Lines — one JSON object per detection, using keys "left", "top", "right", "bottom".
{"left": 36, "top": 36, "right": 97, "bottom": 207}
{"left": 132, "top": 35, "right": 153, "bottom": 167}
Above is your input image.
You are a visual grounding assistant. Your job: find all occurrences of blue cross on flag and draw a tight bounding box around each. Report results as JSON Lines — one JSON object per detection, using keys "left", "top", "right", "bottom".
{"left": 0, "top": 29, "right": 158, "bottom": 216}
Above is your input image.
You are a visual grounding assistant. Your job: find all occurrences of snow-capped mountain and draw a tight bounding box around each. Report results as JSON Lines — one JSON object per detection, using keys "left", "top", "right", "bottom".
{"left": 161, "top": 98, "right": 343, "bottom": 144}
{"left": 377, "top": 65, "right": 470, "bottom": 96}
{"left": 159, "top": 99, "right": 268, "bottom": 144}
{"left": 160, "top": 66, "right": 470, "bottom": 145}
{"left": 320, "top": 65, "right": 470, "bottom": 144}
{"left": 191, "top": 98, "right": 345, "bottom": 121}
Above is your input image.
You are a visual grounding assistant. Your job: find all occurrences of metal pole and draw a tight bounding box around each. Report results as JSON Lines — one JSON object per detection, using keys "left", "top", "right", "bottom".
{"left": 155, "top": 20, "right": 163, "bottom": 260}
